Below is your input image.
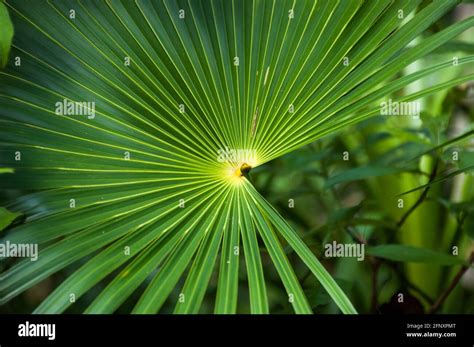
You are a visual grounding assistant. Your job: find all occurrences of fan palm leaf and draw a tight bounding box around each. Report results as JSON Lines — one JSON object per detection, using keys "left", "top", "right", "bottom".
{"left": 0, "top": 0, "right": 472, "bottom": 314}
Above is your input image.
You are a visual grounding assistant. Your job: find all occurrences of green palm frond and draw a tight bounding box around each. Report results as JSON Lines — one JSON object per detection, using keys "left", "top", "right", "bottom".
{"left": 0, "top": 0, "right": 472, "bottom": 314}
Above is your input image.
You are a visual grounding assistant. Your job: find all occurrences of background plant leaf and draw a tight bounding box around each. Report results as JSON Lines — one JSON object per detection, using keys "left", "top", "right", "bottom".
{"left": 0, "top": 2, "right": 14, "bottom": 68}
{"left": 366, "top": 245, "right": 468, "bottom": 266}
